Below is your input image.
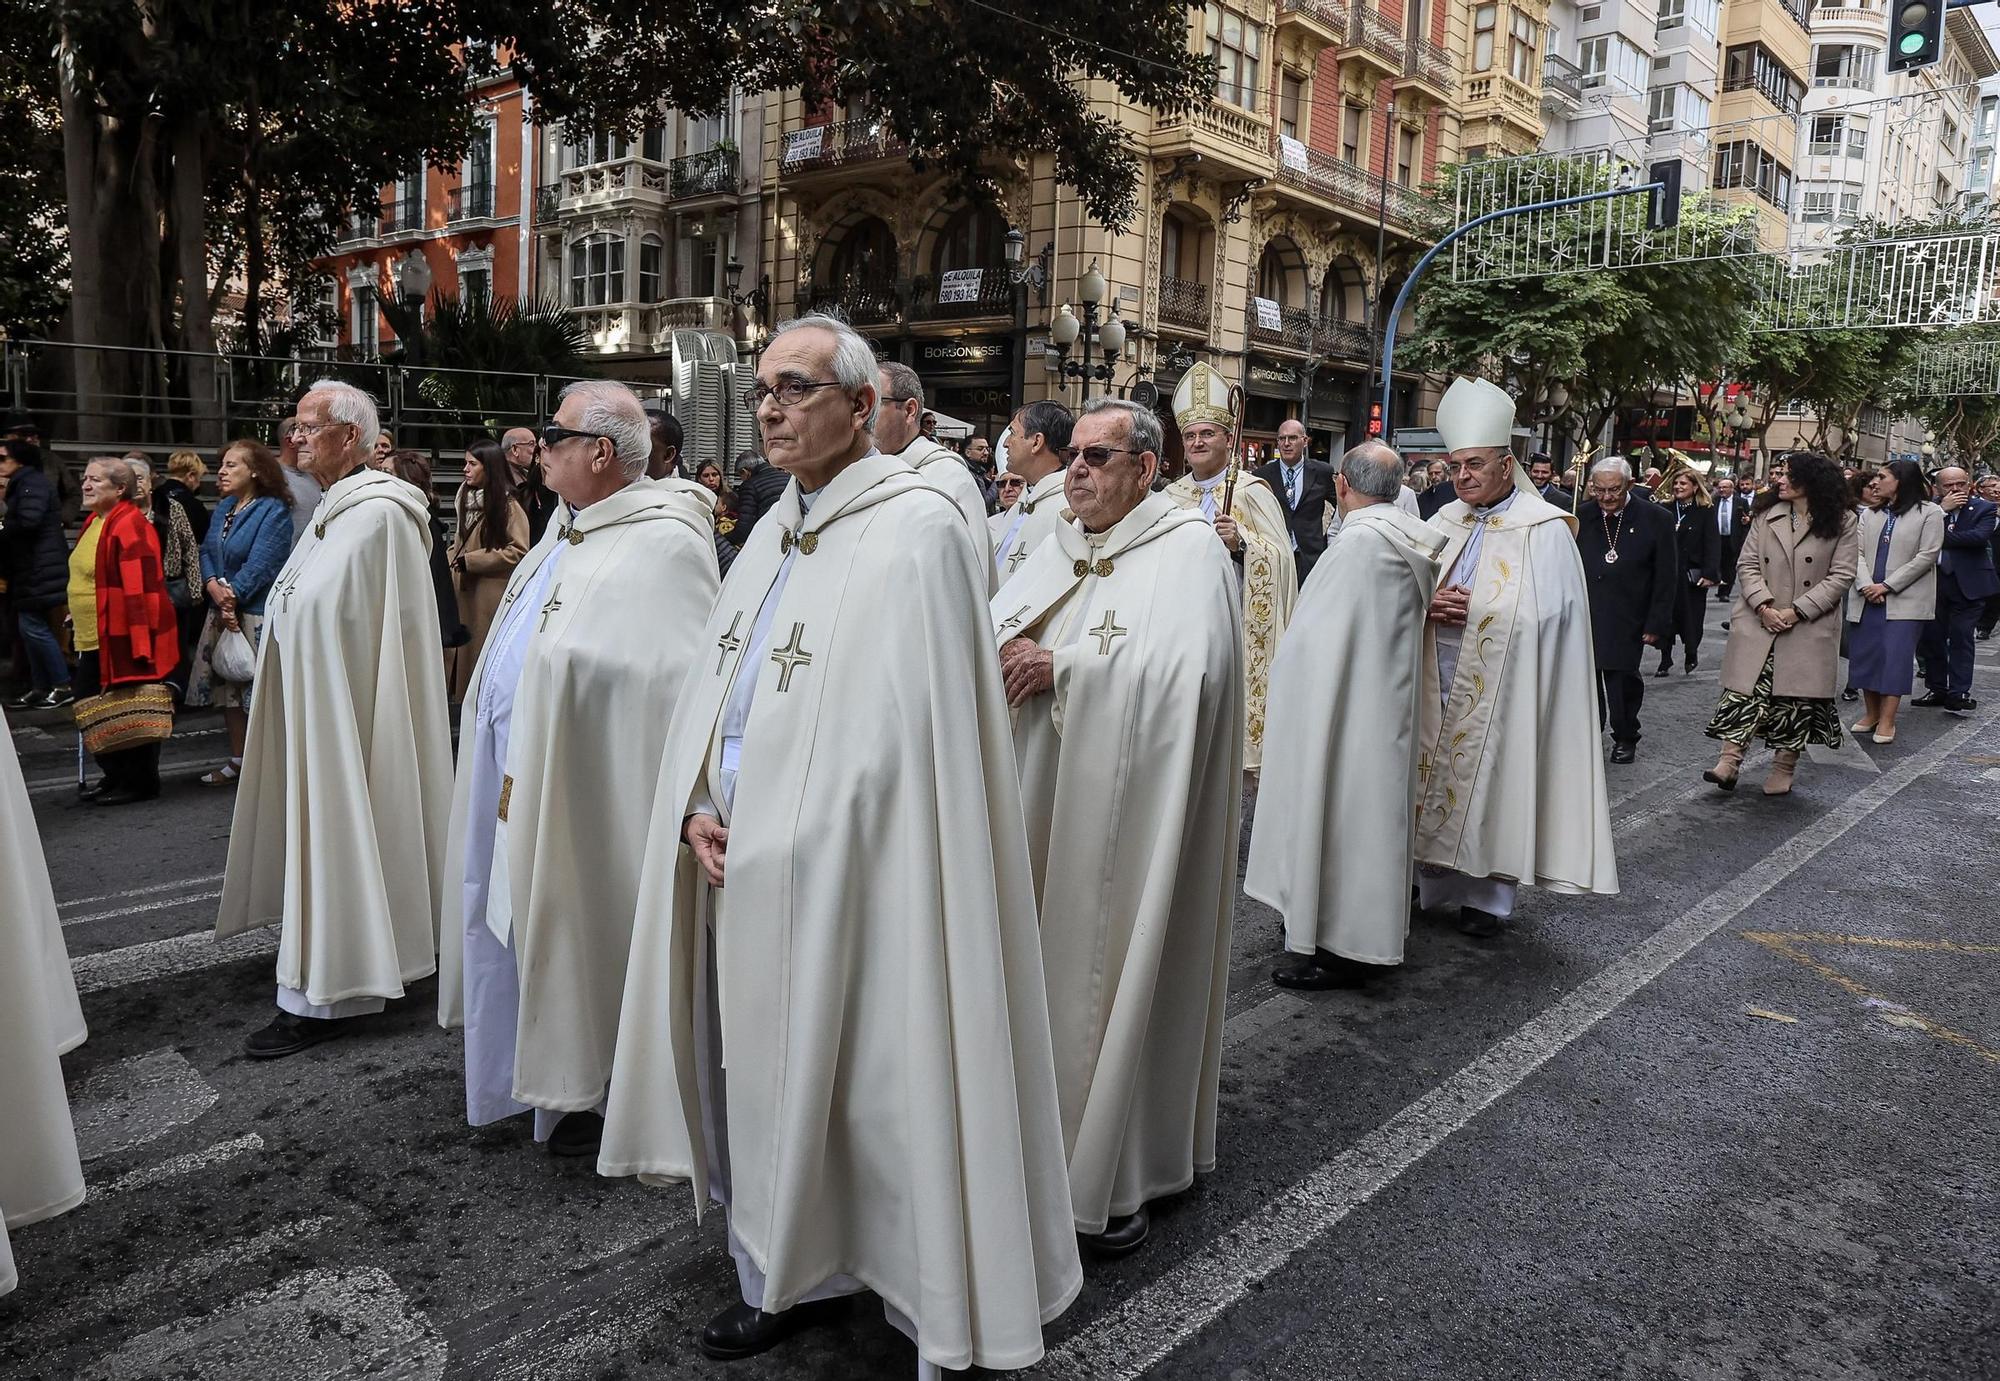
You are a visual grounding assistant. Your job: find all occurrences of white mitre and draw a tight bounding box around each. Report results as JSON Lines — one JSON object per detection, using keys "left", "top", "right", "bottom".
{"left": 1173, "top": 361, "right": 1234, "bottom": 434}
{"left": 1435, "top": 376, "right": 1516, "bottom": 453}
{"left": 993, "top": 426, "right": 1010, "bottom": 475}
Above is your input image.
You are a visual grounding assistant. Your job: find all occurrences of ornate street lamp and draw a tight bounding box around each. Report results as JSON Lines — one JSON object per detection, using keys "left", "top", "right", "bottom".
{"left": 1046, "top": 259, "right": 1127, "bottom": 399}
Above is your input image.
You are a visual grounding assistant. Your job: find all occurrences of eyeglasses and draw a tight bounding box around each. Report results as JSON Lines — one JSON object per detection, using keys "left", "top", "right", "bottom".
{"left": 294, "top": 420, "right": 351, "bottom": 437}
{"left": 741, "top": 378, "right": 846, "bottom": 410}
{"left": 1060, "top": 445, "right": 1142, "bottom": 468}
{"left": 539, "top": 424, "right": 611, "bottom": 450}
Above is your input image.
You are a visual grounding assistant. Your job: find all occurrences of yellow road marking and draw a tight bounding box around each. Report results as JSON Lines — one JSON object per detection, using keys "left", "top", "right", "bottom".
{"left": 1741, "top": 931, "right": 2000, "bottom": 1067}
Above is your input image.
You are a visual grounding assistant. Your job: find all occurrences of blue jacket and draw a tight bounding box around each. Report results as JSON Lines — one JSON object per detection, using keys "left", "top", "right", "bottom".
{"left": 1938, "top": 496, "right": 1999, "bottom": 602}
{"left": 199, "top": 494, "right": 294, "bottom": 614}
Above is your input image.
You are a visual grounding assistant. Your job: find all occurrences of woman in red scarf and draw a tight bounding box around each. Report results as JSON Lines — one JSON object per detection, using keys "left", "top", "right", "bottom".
{"left": 69, "top": 457, "right": 179, "bottom": 804}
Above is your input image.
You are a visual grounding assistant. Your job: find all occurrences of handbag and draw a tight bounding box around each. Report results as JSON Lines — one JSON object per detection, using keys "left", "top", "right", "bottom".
{"left": 211, "top": 627, "right": 258, "bottom": 683}
{"left": 73, "top": 683, "right": 176, "bottom": 755}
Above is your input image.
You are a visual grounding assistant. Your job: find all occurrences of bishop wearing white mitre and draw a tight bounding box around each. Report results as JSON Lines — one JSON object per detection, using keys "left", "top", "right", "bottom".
{"left": 988, "top": 400, "right": 1075, "bottom": 584}
{"left": 1247, "top": 441, "right": 1448, "bottom": 990}
{"left": 1162, "top": 362, "right": 1298, "bottom": 771}
{"left": 874, "top": 361, "right": 995, "bottom": 590}
{"left": 437, "top": 381, "right": 719, "bottom": 1157}
{"left": 1, "top": 724, "right": 86, "bottom": 1298}
{"left": 218, "top": 380, "right": 454, "bottom": 1058}
{"left": 991, "top": 396, "right": 1242, "bottom": 1259}
{"left": 1416, "top": 376, "right": 1618, "bottom": 937}
{"left": 597, "top": 317, "right": 1081, "bottom": 1378}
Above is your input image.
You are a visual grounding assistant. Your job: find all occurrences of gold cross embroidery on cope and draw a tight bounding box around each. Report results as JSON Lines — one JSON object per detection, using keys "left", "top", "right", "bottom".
{"left": 770, "top": 622, "right": 814, "bottom": 691}
{"left": 1089, "top": 611, "right": 1128, "bottom": 655}
{"left": 538, "top": 583, "right": 564, "bottom": 631}
{"left": 273, "top": 571, "right": 302, "bottom": 611}
{"left": 714, "top": 610, "right": 745, "bottom": 674}
{"left": 1007, "top": 543, "right": 1030, "bottom": 572}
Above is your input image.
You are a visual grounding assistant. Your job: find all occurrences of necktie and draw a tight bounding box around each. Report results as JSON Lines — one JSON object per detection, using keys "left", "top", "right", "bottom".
{"left": 1286, "top": 466, "right": 1299, "bottom": 508}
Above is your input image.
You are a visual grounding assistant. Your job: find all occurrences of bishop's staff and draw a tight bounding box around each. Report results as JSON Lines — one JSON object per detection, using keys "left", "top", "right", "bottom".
{"left": 1220, "top": 383, "right": 1247, "bottom": 516}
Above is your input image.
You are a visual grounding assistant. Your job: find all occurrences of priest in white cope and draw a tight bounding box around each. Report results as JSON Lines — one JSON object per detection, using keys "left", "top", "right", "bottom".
{"left": 217, "top": 380, "right": 455, "bottom": 1057}
{"left": 988, "top": 399, "right": 1074, "bottom": 585}
{"left": 1416, "top": 376, "right": 1618, "bottom": 938}
{"left": 598, "top": 316, "right": 1081, "bottom": 1376}
{"left": 437, "top": 381, "right": 719, "bottom": 1158}
{"left": 992, "top": 397, "right": 1240, "bottom": 1257}
{"left": 1, "top": 725, "right": 86, "bottom": 1298}
{"left": 1247, "top": 442, "right": 1446, "bottom": 989}
{"left": 1163, "top": 362, "right": 1298, "bottom": 771}
{"left": 874, "top": 361, "right": 993, "bottom": 588}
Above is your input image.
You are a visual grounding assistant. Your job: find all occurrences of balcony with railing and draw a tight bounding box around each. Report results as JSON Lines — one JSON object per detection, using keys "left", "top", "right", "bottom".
{"left": 670, "top": 147, "right": 739, "bottom": 201}
{"left": 534, "top": 183, "right": 561, "bottom": 226}
{"left": 1341, "top": 4, "right": 1406, "bottom": 74}
{"left": 568, "top": 296, "right": 738, "bottom": 350}
{"left": 907, "top": 268, "right": 1016, "bottom": 321}
{"left": 805, "top": 276, "right": 902, "bottom": 327}
{"left": 378, "top": 197, "right": 424, "bottom": 236}
{"left": 447, "top": 182, "right": 496, "bottom": 223}
{"left": 1158, "top": 276, "right": 1211, "bottom": 333}
{"left": 1462, "top": 71, "right": 1548, "bottom": 144}
{"left": 340, "top": 203, "right": 386, "bottom": 244}
{"left": 557, "top": 156, "right": 672, "bottom": 208}
{"left": 1149, "top": 101, "right": 1276, "bottom": 180}
{"left": 1541, "top": 54, "right": 1585, "bottom": 110}
{"left": 1403, "top": 37, "right": 1455, "bottom": 94}
{"left": 779, "top": 117, "right": 908, "bottom": 175}
{"left": 1247, "top": 300, "right": 1318, "bottom": 355}
{"left": 1276, "top": 0, "right": 1349, "bottom": 47}
{"left": 1271, "top": 143, "right": 1429, "bottom": 232}
{"left": 1317, "top": 319, "right": 1374, "bottom": 362}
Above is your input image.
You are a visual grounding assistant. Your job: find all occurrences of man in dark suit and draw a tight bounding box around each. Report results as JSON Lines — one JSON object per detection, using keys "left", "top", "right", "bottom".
{"left": 1527, "top": 454, "right": 1573, "bottom": 509}
{"left": 1977, "top": 473, "right": 2000, "bottom": 639}
{"left": 1416, "top": 458, "right": 1456, "bottom": 519}
{"left": 1915, "top": 465, "right": 1998, "bottom": 712}
{"left": 1253, "top": 418, "right": 1337, "bottom": 584}
{"left": 1575, "top": 458, "right": 1679, "bottom": 763}
{"left": 1712, "top": 475, "right": 1752, "bottom": 597}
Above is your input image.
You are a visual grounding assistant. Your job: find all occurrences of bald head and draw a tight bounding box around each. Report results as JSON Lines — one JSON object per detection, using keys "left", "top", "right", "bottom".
{"left": 1337, "top": 440, "right": 1403, "bottom": 514}
{"left": 1277, "top": 418, "right": 1308, "bottom": 464}
{"left": 501, "top": 426, "right": 537, "bottom": 481}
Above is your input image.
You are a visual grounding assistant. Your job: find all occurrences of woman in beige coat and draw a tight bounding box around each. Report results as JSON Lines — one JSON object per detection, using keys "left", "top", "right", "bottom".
{"left": 447, "top": 438, "right": 528, "bottom": 702}
{"left": 1844, "top": 459, "right": 1942, "bottom": 745}
{"left": 1703, "top": 452, "right": 1860, "bottom": 796}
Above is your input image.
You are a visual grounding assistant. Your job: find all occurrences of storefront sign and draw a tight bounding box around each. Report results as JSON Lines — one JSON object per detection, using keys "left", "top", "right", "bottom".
{"left": 1245, "top": 357, "right": 1301, "bottom": 398}
{"left": 915, "top": 337, "right": 1011, "bottom": 373}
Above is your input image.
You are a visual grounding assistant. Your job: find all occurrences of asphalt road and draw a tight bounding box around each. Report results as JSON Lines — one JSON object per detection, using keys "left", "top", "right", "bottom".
{"left": 4, "top": 602, "right": 1997, "bottom": 1381}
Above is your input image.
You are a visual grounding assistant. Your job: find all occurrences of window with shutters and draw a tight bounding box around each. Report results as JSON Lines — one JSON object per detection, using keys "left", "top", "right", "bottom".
{"left": 1508, "top": 9, "right": 1538, "bottom": 82}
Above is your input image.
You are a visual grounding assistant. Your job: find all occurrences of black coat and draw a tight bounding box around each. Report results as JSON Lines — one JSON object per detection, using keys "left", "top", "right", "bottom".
{"left": 1, "top": 466, "right": 70, "bottom": 610}
{"left": 1716, "top": 496, "right": 1751, "bottom": 568}
{"left": 731, "top": 461, "right": 791, "bottom": 543}
{"left": 1667, "top": 499, "right": 1722, "bottom": 583}
{"left": 1575, "top": 498, "right": 1679, "bottom": 672}
{"left": 1417, "top": 477, "right": 1457, "bottom": 520}
{"left": 157, "top": 478, "right": 210, "bottom": 544}
{"left": 1252, "top": 457, "right": 1336, "bottom": 582}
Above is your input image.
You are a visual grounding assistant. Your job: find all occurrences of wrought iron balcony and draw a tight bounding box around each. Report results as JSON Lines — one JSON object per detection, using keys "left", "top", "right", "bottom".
{"left": 1317, "top": 319, "right": 1375, "bottom": 362}
{"left": 780, "top": 117, "right": 907, "bottom": 173}
{"left": 1343, "top": 4, "right": 1406, "bottom": 69}
{"left": 447, "top": 182, "right": 495, "bottom": 222}
{"left": 1247, "top": 300, "right": 1319, "bottom": 354}
{"left": 907, "top": 268, "right": 1015, "bottom": 321}
{"left": 378, "top": 197, "right": 424, "bottom": 235}
{"left": 1541, "top": 54, "right": 1585, "bottom": 107}
{"left": 805, "top": 275, "right": 902, "bottom": 327}
{"left": 1404, "top": 38, "right": 1454, "bottom": 93}
{"left": 1272, "top": 143, "right": 1429, "bottom": 231}
{"left": 670, "top": 147, "right": 738, "bottom": 199}
{"left": 534, "top": 183, "right": 561, "bottom": 220}
{"left": 1159, "top": 276, "right": 1211, "bottom": 333}
{"left": 1277, "top": 0, "right": 1349, "bottom": 41}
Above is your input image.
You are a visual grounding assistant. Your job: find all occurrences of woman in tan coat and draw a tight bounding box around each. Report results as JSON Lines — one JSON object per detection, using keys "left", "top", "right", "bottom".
{"left": 1844, "top": 460, "right": 1943, "bottom": 745}
{"left": 1703, "top": 452, "right": 1860, "bottom": 796}
{"left": 447, "top": 438, "right": 528, "bottom": 702}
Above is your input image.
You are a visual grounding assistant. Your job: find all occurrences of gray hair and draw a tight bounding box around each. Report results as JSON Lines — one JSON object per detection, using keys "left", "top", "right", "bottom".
{"left": 1081, "top": 396, "right": 1164, "bottom": 460}
{"left": 1590, "top": 456, "right": 1635, "bottom": 483}
{"left": 878, "top": 360, "right": 924, "bottom": 410}
{"left": 87, "top": 456, "right": 136, "bottom": 495}
{"left": 771, "top": 314, "right": 880, "bottom": 430}
{"left": 304, "top": 380, "right": 382, "bottom": 450}
{"left": 557, "top": 379, "right": 652, "bottom": 479}
{"left": 1338, "top": 441, "right": 1404, "bottom": 502}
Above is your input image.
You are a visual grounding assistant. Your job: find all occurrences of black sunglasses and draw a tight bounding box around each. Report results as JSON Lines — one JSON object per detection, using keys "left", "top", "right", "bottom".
{"left": 539, "top": 424, "right": 611, "bottom": 449}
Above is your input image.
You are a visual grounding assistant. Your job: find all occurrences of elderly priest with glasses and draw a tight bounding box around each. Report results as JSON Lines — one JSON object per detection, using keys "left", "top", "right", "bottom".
{"left": 437, "top": 381, "right": 720, "bottom": 1159}
{"left": 989, "top": 395, "right": 1242, "bottom": 1259}
{"left": 598, "top": 316, "right": 1081, "bottom": 1379}
{"left": 1413, "top": 376, "right": 1618, "bottom": 939}
{"left": 217, "top": 380, "right": 455, "bottom": 1059}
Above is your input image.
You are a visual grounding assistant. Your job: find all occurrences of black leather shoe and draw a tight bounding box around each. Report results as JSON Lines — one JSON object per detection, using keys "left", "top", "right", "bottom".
{"left": 1911, "top": 691, "right": 1947, "bottom": 708}
{"left": 244, "top": 1011, "right": 352, "bottom": 1060}
{"left": 1720, "top": 619, "right": 1731, "bottom": 631}
{"left": 1458, "top": 907, "right": 1504, "bottom": 938}
{"left": 1945, "top": 694, "right": 1977, "bottom": 715}
{"left": 1272, "top": 950, "right": 1380, "bottom": 991}
{"left": 1840, "top": 687, "right": 1859, "bottom": 702}
{"left": 1653, "top": 662, "right": 1671, "bottom": 678}
{"left": 90, "top": 785, "right": 158, "bottom": 807}
{"left": 78, "top": 778, "right": 109, "bottom": 800}
{"left": 1609, "top": 740, "right": 1637, "bottom": 764}
{"left": 1079, "top": 1205, "right": 1151, "bottom": 1259}
{"left": 697, "top": 1298, "right": 851, "bottom": 1361}
{"left": 548, "top": 1110, "right": 604, "bottom": 1158}
{"left": 1684, "top": 657, "right": 1697, "bottom": 674}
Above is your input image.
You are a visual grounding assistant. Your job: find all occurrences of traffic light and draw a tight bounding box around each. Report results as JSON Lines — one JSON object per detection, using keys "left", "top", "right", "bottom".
{"left": 1646, "top": 159, "right": 1683, "bottom": 232}
{"left": 1888, "top": 0, "right": 1943, "bottom": 73}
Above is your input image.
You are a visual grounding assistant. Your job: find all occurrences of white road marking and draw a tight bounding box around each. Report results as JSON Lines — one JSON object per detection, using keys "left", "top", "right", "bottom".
{"left": 82, "top": 1266, "right": 446, "bottom": 1381}
{"left": 58, "top": 871, "right": 225, "bottom": 912}
{"left": 1806, "top": 734, "right": 1882, "bottom": 774}
{"left": 1029, "top": 702, "right": 1998, "bottom": 1381}
{"left": 62, "top": 889, "right": 225, "bottom": 929}
{"left": 1223, "top": 991, "right": 1313, "bottom": 1046}
{"left": 70, "top": 1049, "right": 220, "bottom": 1161}
{"left": 70, "top": 927, "right": 276, "bottom": 996}
{"left": 90, "top": 1134, "right": 265, "bottom": 1203}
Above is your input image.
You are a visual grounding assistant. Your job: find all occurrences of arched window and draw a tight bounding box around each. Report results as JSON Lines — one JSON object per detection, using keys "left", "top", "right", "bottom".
{"left": 1257, "top": 244, "right": 1290, "bottom": 305}
{"left": 569, "top": 234, "right": 627, "bottom": 306}
{"left": 930, "top": 204, "right": 1009, "bottom": 276}
{"left": 827, "top": 216, "right": 897, "bottom": 284}
{"left": 1159, "top": 207, "right": 1214, "bottom": 285}
{"left": 1320, "top": 257, "right": 1366, "bottom": 324}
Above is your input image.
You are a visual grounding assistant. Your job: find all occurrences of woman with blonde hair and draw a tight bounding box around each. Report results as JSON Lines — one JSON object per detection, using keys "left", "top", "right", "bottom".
{"left": 1658, "top": 465, "right": 1721, "bottom": 676}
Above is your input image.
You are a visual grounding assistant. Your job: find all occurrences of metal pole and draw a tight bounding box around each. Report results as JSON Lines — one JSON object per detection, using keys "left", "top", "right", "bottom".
{"left": 1377, "top": 183, "right": 1663, "bottom": 436}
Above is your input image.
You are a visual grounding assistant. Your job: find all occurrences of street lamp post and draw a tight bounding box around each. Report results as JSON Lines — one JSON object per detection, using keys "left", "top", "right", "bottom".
{"left": 724, "top": 257, "right": 771, "bottom": 353}
{"left": 1047, "top": 260, "right": 1128, "bottom": 401}
{"left": 395, "top": 249, "right": 433, "bottom": 367}
{"left": 1004, "top": 228, "right": 1055, "bottom": 411}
